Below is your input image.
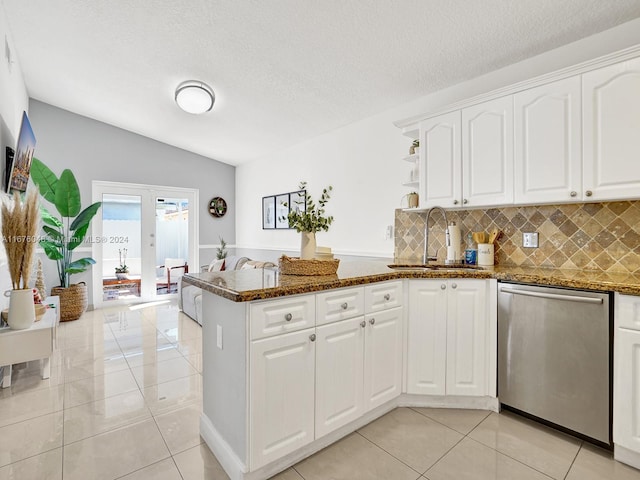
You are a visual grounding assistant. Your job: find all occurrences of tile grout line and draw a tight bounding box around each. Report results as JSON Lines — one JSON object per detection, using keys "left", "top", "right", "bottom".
{"left": 563, "top": 442, "right": 583, "bottom": 480}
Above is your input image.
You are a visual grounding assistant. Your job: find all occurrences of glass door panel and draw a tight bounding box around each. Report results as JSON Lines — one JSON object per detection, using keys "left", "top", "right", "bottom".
{"left": 101, "top": 194, "right": 142, "bottom": 303}
{"left": 155, "top": 196, "right": 189, "bottom": 296}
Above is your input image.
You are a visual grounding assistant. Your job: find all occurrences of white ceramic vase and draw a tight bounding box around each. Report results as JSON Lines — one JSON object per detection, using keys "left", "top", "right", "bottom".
{"left": 7, "top": 289, "right": 35, "bottom": 330}
{"left": 300, "top": 231, "right": 317, "bottom": 260}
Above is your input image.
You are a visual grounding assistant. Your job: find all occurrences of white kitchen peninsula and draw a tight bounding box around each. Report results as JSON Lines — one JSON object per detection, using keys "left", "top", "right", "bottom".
{"left": 184, "top": 262, "right": 498, "bottom": 480}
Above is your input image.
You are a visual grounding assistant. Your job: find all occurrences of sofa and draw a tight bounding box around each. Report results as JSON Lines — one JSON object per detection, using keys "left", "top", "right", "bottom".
{"left": 179, "top": 256, "right": 275, "bottom": 325}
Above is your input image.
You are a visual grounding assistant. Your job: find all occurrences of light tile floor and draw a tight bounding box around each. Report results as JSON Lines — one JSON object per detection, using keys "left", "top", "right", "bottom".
{"left": 1, "top": 301, "right": 640, "bottom": 480}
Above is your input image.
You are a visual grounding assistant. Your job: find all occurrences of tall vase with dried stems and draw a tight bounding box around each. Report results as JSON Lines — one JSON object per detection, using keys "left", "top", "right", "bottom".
{"left": 1, "top": 190, "right": 39, "bottom": 330}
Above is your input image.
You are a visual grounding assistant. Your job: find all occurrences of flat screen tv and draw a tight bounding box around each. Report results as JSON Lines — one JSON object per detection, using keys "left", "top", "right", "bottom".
{"left": 7, "top": 111, "right": 36, "bottom": 193}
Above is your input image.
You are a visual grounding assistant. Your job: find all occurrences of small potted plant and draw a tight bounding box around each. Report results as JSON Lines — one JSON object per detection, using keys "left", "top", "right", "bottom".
{"left": 286, "top": 181, "right": 333, "bottom": 260}
{"left": 115, "top": 248, "right": 129, "bottom": 279}
{"left": 409, "top": 139, "right": 419, "bottom": 155}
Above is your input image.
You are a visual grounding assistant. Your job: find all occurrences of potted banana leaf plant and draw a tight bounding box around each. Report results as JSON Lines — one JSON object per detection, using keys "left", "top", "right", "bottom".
{"left": 30, "top": 158, "right": 102, "bottom": 321}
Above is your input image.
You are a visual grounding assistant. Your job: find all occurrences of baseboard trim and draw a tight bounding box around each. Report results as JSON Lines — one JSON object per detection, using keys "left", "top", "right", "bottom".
{"left": 614, "top": 444, "right": 640, "bottom": 470}
{"left": 200, "top": 414, "right": 248, "bottom": 480}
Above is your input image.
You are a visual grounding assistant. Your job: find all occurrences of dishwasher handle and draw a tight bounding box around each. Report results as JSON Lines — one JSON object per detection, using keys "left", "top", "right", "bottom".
{"left": 499, "top": 287, "right": 603, "bottom": 304}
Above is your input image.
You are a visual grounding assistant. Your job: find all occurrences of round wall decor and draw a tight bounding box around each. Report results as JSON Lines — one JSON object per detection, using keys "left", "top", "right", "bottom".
{"left": 209, "top": 197, "right": 227, "bottom": 217}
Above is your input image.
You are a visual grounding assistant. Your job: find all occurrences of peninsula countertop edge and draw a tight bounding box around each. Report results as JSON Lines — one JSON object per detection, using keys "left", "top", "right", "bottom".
{"left": 181, "top": 260, "right": 640, "bottom": 302}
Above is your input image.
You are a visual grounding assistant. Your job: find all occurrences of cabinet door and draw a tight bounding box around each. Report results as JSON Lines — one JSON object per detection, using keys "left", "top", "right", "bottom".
{"left": 420, "top": 111, "right": 462, "bottom": 208}
{"left": 614, "top": 328, "right": 640, "bottom": 453}
{"left": 364, "top": 307, "right": 403, "bottom": 411}
{"left": 407, "top": 280, "right": 447, "bottom": 395}
{"left": 250, "top": 328, "right": 316, "bottom": 469}
{"left": 446, "top": 279, "right": 487, "bottom": 396}
{"left": 514, "top": 77, "right": 582, "bottom": 204}
{"left": 583, "top": 57, "right": 640, "bottom": 201}
{"left": 462, "top": 96, "right": 514, "bottom": 207}
{"left": 315, "top": 317, "right": 365, "bottom": 438}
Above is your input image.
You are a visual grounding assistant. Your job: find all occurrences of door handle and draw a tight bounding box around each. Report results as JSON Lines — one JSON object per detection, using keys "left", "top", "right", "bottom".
{"left": 499, "top": 287, "right": 603, "bottom": 304}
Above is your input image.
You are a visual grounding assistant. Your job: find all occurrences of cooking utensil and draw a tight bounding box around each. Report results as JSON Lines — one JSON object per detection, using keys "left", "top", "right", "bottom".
{"left": 472, "top": 232, "right": 486, "bottom": 244}
{"left": 488, "top": 228, "right": 499, "bottom": 244}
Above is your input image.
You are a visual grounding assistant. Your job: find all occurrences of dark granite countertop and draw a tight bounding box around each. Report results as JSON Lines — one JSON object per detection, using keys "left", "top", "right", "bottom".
{"left": 181, "top": 260, "right": 640, "bottom": 302}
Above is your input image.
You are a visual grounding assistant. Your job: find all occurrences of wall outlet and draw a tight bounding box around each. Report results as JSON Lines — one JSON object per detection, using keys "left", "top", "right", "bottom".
{"left": 216, "top": 324, "right": 223, "bottom": 349}
{"left": 522, "top": 232, "right": 539, "bottom": 248}
{"left": 385, "top": 225, "right": 393, "bottom": 240}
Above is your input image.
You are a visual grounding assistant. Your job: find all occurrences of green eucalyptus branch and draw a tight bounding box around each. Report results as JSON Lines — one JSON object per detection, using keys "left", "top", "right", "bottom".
{"left": 285, "top": 181, "right": 334, "bottom": 233}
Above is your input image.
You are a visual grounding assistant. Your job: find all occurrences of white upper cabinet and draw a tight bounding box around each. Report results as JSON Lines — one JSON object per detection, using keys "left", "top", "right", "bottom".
{"left": 420, "top": 111, "right": 462, "bottom": 208}
{"left": 462, "top": 96, "right": 514, "bottom": 207}
{"left": 583, "top": 57, "right": 640, "bottom": 201}
{"left": 514, "top": 77, "right": 582, "bottom": 204}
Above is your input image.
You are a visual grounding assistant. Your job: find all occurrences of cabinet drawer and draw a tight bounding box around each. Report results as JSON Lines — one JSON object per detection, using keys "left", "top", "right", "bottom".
{"left": 250, "top": 295, "right": 315, "bottom": 340}
{"left": 316, "top": 287, "right": 364, "bottom": 326}
{"left": 617, "top": 294, "right": 640, "bottom": 332}
{"left": 365, "top": 281, "right": 403, "bottom": 313}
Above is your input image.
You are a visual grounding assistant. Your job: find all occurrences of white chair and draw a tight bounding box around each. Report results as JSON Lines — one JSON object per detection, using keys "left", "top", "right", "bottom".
{"left": 156, "top": 258, "right": 188, "bottom": 293}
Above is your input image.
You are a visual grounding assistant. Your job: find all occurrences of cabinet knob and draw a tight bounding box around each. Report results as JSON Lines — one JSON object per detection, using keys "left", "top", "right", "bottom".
{"left": 309, "top": 334, "right": 316, "bottom": 342}
{"left": 441, "top": 284, "right": 446, "bottom": 290}
{"left": 463, "top": 199, "right": 468, "bottom": 205}
{"left": 453, "top": 199, "right": 459, "bottom": 205}
{"left": 383, "top": 294, "right": 391, "bottom": 301}
{"left": 341, "top": 302, "right": 348, "bottom": 310}
{"left": 284, "top": 313, "right": 292, "bottom": 321}
{"left": 369, "top": 318, "right": 376, "bottom": 325}
{"left": 570, "top": 191, "right": 577, "bottom": 197}
{"left": 360, "top": 320, "right": 366, "bottom": 328}
{"left": 451, "top": 283, "right": 457, "bottom": 289}
{"left": 586, "top": 190, "right": 593, "bottom": 197}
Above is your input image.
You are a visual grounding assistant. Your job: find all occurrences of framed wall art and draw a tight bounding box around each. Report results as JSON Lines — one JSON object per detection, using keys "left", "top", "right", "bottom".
{"left": 262, "top": 196, "right": 276, "bottom": 229}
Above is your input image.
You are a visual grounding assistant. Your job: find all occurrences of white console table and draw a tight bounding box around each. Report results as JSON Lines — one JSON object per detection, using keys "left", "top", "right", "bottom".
{"left": 0, "top": 296, "right": 60, "bottom": 388}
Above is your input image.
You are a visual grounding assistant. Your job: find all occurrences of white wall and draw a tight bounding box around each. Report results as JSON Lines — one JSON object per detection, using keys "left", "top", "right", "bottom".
{"left": 236, "top": 17, "right": 640, "bottom": 258}
{"left": 0, "top": 7, "right": 28, "bottom": 311}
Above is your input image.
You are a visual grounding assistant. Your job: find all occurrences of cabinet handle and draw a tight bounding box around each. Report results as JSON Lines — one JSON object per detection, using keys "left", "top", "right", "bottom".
{"left": 586, "top": 190, "right": 593, "bottom": 197}
{"left": 463, "top": 198, "right": 468, "bottom": 205}
{"left": 570, "top": 191, "right": 577, "bottom": 197}
{"left": 360, "top": 320, "right": 366, "bottom": 328}
{"left": 453, "top": 199, "right": 459, "bottom": 205}
{"left": 383, "top": 294, "right": 391, "bottom": 301}
{"left": 451, "top": 283, "right": 457, "bottom": 289}
{"left": 441, "top": 284, "right": 446, "bottom": 290}
{"left": 369, "top": 318, "right": 376, "bottom": 325}
{"left": 284, "top": 313, "right": 292, "bottom": 321}
{"left": 309, "top": 334, "right": 316, "bottom": 342}
{"left": 341, "top": 302, "right": 348, "bottom": 310}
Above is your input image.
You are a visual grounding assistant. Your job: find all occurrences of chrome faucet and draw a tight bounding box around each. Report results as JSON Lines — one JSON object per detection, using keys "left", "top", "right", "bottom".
{"left": 423, "top": 206, "right": 449, "bottom": 264}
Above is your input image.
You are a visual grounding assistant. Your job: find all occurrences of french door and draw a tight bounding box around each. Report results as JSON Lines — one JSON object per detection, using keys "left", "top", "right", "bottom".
{"left": 91, "top": 181, "right": 198, "bottom": 308}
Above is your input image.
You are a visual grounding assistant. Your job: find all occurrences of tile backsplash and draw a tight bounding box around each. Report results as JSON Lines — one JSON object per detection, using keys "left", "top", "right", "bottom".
{"left": 395, "top": 201, "right": 640, "bottom": 274}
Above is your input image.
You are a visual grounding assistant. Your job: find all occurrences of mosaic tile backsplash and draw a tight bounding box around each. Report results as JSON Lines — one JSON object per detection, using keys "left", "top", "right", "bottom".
{"left": 395, "top": 201, "right": 640, "bottom": 274}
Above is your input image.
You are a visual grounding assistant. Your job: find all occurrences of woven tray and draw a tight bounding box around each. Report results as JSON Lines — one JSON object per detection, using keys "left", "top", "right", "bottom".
{"left": 279, "top": 255, "right": 340, "bottom": 276}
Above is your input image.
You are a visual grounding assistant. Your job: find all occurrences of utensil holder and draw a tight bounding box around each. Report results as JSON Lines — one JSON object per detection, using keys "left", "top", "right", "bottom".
{"left": 477, "top": 243, "right": 494, "bottom": 266}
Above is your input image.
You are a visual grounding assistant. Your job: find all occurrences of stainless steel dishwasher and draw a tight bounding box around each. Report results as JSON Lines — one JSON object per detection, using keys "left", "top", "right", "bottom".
{"left": 498, "top": 282, "right": 612, "bottom": 446}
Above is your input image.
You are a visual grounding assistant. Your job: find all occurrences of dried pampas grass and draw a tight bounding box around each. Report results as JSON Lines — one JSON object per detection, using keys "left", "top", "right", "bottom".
{"left": 1, "top": 189, "right": 39, "bottom": 290}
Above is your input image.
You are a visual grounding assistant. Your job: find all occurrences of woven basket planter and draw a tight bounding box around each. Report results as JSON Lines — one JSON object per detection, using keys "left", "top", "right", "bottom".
{"left": 279, "top": 255, "right": 340, "bottom": 276}
{"left": 51, "top": 282, "right": 88, "bottom": 322}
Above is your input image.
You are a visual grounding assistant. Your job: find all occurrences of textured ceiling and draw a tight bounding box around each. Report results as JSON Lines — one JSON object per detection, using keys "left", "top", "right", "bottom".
{"left": 3, "top": 0, "right": 640, "bottom": 166}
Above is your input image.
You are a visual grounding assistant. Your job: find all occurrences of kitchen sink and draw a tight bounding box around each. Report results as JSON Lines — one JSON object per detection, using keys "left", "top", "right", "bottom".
{"left": 387, "top": 263, "right": 482, "bottom": 271}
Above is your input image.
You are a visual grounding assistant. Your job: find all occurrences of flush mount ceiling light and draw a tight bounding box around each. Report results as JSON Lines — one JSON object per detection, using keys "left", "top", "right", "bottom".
{"left": 175, "top": 80, "right": 215, "bottom": 114}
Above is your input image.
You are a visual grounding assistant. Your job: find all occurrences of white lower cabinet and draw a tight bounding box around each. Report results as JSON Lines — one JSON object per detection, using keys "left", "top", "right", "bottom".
{"left": 316, "top": 307, "right": 404, "bottom": 437}
{"left": 407, "top": 279, "right": 493, "bottom": 397}
{"left": 250, "top": 327, "right": 316, "bottom": 469}
{"left": 364, "top": 308, "right": 403, "bottom": 410}
{"left": 250, "top": 283, "right": 404, "bottom": 470}
{"left": 614, "top": 294, "right": 640, "bottom": 468}
{"left": 315, "top": 316, "right": 366, "bottom": 438}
